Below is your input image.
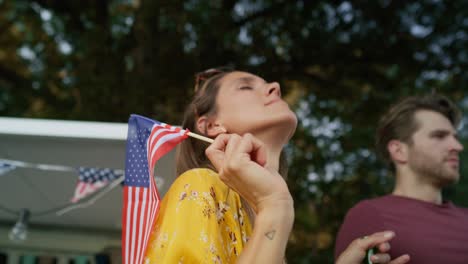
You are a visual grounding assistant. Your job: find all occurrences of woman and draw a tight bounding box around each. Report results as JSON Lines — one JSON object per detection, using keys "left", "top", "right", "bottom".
{"left": 144, "top": 68, "right": 410, "bottom": 263}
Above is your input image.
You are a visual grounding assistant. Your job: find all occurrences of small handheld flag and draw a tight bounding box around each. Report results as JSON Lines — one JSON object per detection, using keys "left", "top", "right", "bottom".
{"left": 122, "top": 114, "right": 189, "bottom": 264}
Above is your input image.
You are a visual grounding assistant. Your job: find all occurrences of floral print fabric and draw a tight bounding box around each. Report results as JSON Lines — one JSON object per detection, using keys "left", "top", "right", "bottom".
{"left": 144, "top": 168, "right": 252, "bottom": 264}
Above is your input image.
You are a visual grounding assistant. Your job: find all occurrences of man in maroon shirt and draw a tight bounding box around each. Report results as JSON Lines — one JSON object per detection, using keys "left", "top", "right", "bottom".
{"left": 335, "top": 94, "right": 468, "bottom": 263}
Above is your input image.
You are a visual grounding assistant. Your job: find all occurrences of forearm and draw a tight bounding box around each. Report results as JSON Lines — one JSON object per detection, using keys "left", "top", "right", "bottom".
{"left": 236, "top": 199, "right": 294, "bottom": 264}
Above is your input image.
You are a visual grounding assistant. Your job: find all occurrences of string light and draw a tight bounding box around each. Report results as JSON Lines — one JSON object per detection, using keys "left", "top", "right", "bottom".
{"left": 9, "top": 208, "right": 30, "bottom": 242}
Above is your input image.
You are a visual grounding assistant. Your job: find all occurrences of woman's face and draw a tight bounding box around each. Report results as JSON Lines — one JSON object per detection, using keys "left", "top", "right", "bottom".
{"left": 212, "top": 71, "right": 297, "bottom": 138}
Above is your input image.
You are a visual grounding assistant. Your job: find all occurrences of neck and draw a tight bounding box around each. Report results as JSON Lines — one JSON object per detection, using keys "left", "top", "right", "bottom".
{"left": 251, "top": 131, "right": 286, "bottom": 173}
{"left": 393, "top": 167, "right": 443, "bottom": 204}
{"left": 265, "top": 147, "right": 282, "bottom": 173}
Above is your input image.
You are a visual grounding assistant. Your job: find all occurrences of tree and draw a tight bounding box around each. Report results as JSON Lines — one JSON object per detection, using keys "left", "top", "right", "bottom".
{"left": 1, "top": 0, "right": 467, "bottom": 262}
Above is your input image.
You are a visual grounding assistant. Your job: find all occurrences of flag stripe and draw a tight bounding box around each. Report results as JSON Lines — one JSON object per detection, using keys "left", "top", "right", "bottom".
{"left": 123, "top": 187, "right": 130, "bottom": 264}
{"left": 152, "top": 139, "right": 183, "bottom": 167}
{"left": 149, "top": 176, "right": 160, "bottom": 227}
{"left": 144, "top": 179, "right": 158, "bottom": 257}
{"left": 148, "top": 123, "right": 175, "bottom": 148}
{"left": 150, "top": 130, "right": 188, "bottom": 169}
{"left": 152, "top": 130, "right": 188, "bottom": 161}
{"left": 148, "top": 126, "right": 182, "bottom": 169}
{"left": 148, "top": 124, "right": 178, "bottom": 152}
{"left": 135, "top": 188, "right": 144, "bottom": 264}
{"left": 139, "top": 188, "right": 151, "bottom": 264}
{"left": 137, "top": 190, "right": 148, "bottom": 264}
{"left": 130, "top": 187, "right": 139, "bottom": 264}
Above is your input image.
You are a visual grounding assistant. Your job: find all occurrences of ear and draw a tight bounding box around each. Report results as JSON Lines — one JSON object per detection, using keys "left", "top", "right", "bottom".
{"left": 196, "top": 116, "right": 227, "bottom": 137}
{"left": 387, "top": 139, "right": 408, "bottom": 164}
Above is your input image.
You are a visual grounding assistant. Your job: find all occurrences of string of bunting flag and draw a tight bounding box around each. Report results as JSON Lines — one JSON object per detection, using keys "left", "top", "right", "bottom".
{"left": 0, "top": 158, "right": 125, "bottom": 216}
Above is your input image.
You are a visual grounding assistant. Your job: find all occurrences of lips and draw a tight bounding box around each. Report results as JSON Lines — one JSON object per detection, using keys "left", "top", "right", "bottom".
{"left": 446, "top": 157, "right": 459, "bottom": 166}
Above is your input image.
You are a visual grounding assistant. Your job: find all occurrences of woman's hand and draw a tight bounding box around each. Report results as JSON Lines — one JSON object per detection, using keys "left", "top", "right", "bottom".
{"left": 206, "top": 133, "right": 294, "bottom": 264}
{"left": 336, "top": 231, "right": 410, "bottom": 264}
{"left": 205, "top": 133, "right": 292, "bottom": 213}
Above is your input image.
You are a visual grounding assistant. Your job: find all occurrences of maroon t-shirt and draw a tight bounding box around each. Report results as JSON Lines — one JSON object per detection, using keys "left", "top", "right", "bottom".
{"left": 335, "top": 195, "right": 468, "bottom": 263}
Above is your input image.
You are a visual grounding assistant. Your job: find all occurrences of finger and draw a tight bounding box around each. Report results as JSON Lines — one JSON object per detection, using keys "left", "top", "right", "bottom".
{"left": 205, "top": 134, "right": 231, "bottom": 171}
{"left": 238, "top": 133, "right": 267, "bottom": 166}
{"left": 208, "top": 133, "right": 230, "bottom": 152}
{"left": 376, "top": 242, "right": 390, "bottom": 253}
{"left": 224, "top": 134, "right": 242, "bottom": 162}
{"left": 357, "top": 231, "right": 395, "bottom": 251}
{"left": 388, "top": 254, "right": 410, "bottom": 264}
{"left": 369, "top": 253, "right": 390, "bottom": 263}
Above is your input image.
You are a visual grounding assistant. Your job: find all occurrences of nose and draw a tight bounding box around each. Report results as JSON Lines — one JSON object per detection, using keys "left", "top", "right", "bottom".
{"left": 266, "top": 82, "right": 281, "bottom": 97}
{"left": 452, "top": 137, "right": 464, "bottom": 152}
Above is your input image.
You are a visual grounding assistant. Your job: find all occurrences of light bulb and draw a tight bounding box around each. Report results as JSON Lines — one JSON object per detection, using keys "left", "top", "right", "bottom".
{"left": 9, "top": 209, "right": 30, "bottom": 242}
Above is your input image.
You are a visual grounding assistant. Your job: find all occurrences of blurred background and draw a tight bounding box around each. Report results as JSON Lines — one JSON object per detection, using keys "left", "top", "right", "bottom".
{"left": 1, "top": 0, "right": 467, "bottom": 263}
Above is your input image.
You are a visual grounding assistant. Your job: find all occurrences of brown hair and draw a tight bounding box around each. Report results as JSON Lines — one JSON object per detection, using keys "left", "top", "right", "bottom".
{"left": 176, "top": 70, "right": 231, "bottom": 175}
{"left": 375, "top": 93, "right": 461, "bottom": 169}
{"left": 176, "top": 68, "right": 289, "bottom": 177}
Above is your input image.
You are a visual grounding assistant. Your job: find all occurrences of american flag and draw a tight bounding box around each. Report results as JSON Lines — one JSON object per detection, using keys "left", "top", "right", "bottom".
{"left": 70, "top": 167, "right": 123, "bottom": 203}
{"left": 122, "top": 114, "right": 189, "bottom": 264}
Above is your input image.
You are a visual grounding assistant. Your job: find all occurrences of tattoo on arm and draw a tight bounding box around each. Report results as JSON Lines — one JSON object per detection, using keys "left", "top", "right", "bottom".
{"left": 264, "top": 230, "right": 276, "bottom": 240}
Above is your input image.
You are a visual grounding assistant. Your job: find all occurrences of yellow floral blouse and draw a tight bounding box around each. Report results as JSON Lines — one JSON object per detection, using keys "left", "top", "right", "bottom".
{"left": 144, "top": 168, "right": 253, "bottom": 264}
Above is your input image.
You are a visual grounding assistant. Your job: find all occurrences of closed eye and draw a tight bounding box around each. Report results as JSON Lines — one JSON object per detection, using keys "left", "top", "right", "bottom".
{"left": 239, "top": 86, "right": 253, "bottom": 90}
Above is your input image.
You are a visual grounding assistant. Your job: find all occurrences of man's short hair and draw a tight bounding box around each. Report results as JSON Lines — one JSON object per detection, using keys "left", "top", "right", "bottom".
{"left": 375, "top": 94, "right": 461, "bottom": 169}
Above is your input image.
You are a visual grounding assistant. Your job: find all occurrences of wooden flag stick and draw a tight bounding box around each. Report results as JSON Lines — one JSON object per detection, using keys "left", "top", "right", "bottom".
{"left": 188, "top": 132, "right": 214, "bottom": 144}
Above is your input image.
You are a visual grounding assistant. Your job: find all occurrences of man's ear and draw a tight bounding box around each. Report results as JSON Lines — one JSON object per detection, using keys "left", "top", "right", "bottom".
{"left": 387, "top": 139, "right": 408, "bottom": 164}
{"left": 196, "top": 116, "right": 227, "bottom": 137}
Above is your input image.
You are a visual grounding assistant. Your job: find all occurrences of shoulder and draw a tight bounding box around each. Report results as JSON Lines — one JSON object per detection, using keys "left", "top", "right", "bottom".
{"left": 338, "top": 196, "right": 390, "bottom": 233}
{"left": 176, "top": 168, "right": 221, "bottom": 183}
{"left": 162, "top": 168, "right": 230, "bottom": 204}
{"left": 338, "top": 195, "right": 393, "bottom": 234}
{"left": 334, "top": 196, "right": 389, "bottom": 258}
{"left": 345, "top": 196, "right": 389, "bottom": 217}
{"left": 170, "top": 168, "right": 226, "bottom": 192}
{"left": 449, "top": 201, "right": 468, "bottom": 214}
